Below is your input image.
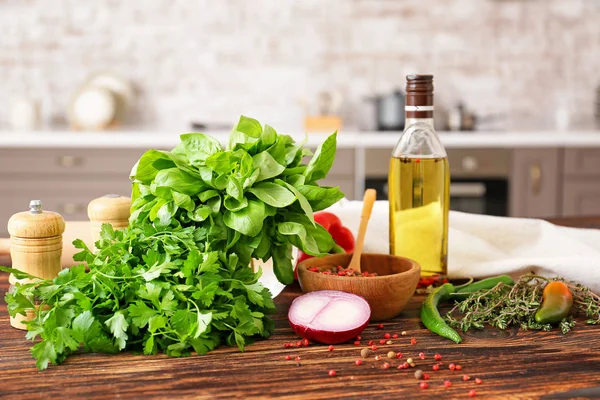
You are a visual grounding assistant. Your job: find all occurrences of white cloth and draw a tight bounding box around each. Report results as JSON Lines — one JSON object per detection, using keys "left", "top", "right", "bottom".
{"left": 327, "top": 200, "right": 600, "bottom": 293}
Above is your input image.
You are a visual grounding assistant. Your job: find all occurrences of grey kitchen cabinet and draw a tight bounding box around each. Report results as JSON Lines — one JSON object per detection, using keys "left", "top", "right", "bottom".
{"left": 0, "top": 148, "right": 144, "bottom": 237}
{"left": 561, "top": 148, "right": 600, "bottom": 216}
{"left": 509, "top": 148, "right": 562, "bottom": 218}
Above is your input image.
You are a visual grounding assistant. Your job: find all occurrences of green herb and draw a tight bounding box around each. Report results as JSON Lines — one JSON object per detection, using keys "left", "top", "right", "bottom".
{"left": 444, "top": 274, "right": 600, "bottom": 335}
{"left": 2, "top": 116, "right": 344, "bottom": 369}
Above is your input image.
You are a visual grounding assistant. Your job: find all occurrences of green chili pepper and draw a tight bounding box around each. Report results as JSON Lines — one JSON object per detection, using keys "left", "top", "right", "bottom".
{"left": 421, "top": 275, "right": 516, "bottom": 343}
{"left": 451, "top": 275, "right": 514, "bottom": 300}
{"left": 420, "top": 283, "right": 463, "bottom": 344}
{"left": 535, "top": 281, "right": 573, "bottom": 324}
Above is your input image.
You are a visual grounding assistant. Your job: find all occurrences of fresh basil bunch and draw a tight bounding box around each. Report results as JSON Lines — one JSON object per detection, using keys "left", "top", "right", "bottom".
{"left": 129, "top": 115, "right": 343, "bottom": 284}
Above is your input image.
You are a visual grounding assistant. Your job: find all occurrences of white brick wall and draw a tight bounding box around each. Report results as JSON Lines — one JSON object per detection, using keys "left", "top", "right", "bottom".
{"left": 1, "top": 0, "right": 599, "bottom": 132}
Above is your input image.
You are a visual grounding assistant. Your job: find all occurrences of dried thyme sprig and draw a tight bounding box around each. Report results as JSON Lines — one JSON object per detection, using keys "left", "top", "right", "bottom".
{"left": 444, "top": 274, "right": 600, "bottom": 335}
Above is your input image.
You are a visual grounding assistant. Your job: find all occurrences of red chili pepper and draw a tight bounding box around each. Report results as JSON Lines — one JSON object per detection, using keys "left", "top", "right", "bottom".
{"left": 294, "top": 212, "right": 355, "bottom": 280}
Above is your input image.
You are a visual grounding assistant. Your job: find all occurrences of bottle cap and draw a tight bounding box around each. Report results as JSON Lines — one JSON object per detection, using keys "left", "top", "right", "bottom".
{"left": 8, "top": 200, "right": 66, "bottom": 238}
{"left": 87, "top": 194, "right": 131, "bottom": 222}
{"left": 405, "top": 74, "right": 434, "bottom": 118}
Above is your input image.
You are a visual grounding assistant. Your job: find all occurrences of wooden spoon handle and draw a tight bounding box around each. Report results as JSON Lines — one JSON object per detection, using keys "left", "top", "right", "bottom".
{"left": 349, "top": 189, "right": 377, "bottom": 273}
{"left": 0, "top": 238, "right": 9, "bottom": 257}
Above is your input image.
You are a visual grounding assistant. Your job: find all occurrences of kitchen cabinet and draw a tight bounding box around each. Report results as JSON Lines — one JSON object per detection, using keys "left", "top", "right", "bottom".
{"left": 0, "top": 147, "right": 356, "bottom": 237}
{"left": 509, "top": 148, "right": 561, "bottom": 218}
{"left": 561, "top": 148, "right": 600, "bottom": 216}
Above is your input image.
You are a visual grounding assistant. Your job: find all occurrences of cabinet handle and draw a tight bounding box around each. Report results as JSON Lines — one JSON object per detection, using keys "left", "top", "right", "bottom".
{"left": 530, "top": 163, "right": 542, "bottom": 195}
{"left": 57, "top": 155, "right": 84, "bottom": 168}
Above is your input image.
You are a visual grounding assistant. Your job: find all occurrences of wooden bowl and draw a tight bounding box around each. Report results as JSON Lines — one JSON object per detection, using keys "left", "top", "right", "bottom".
{"left": 297, "top": 253, "right": 421, "bottom": 321}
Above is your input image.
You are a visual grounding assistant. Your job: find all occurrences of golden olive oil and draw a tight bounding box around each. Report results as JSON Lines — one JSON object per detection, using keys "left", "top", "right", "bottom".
{"left": 388, "top": 156, "right": 450, "bottom": 276}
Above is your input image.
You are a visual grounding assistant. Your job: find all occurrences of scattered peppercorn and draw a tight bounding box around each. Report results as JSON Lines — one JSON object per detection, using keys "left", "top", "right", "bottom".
{"left": 475, "top": 378, "right": 482, "bottom": 384}
{"left": 296, "top": 340, "right": 303, "bottom": 347}
{"left": 355, "top": 359, "right": 363, "bottom": 366}
{"left": 387, "top": 351, "right": 396, "bottom": 359}
{"left": 382, "top": 363, "right": 390, "bottom": 369}
{"left": 328, "top": 370, "right": 337, "bottom": 377}
{"left": 402, "top": 362, "right": 410, "bottom": 369}
{"left": 356, "top": 335, "right": 361, "bottom": 340}
{"left": 406, "top": 357, "right": 413, "bottom": 364}
{"left": 328, "top": 345, "right": 334, "bottom": 351}
{"left": 392, "top": 334, "right": 399, "bottom": 339}
{"left": 296, "top": 362, "right": 302, "bottom": 367}
{"left": 310, "top": 266, "right": 378, "bottom": 277}
{"left": 295, "top": 356, "right": 301, "bottom": 361}
{"left": 463, "top": 375, "right": 471, "bottom": 381}
{"left": 386, "top": 340, "right": 393, "bottom": 345}
{"left": 468, "top": 389, "right": 477, "bottom": 397}
{"left": 396, "top": 352, "right": 403, "bottom": 359}
{"left": 423, "top": 373, "right": 430, "bottom": 380}
{"left": 384, "top": 333, "right": 391, "bottom": 339}
{"left": 371, "top": 345, "right": 378, "bottom": 351}
{"left": 410, "top": 338, "right": 417, "bottom": 345}
{"left": 444, "top": 380, "right": 452, "bottom": 388}
{"left": 419, "top": 382, "right": 429, "bottom": 389}
{"left": 419, "top": 352, "right": 425, "bottom": 360}
{"left": 354, "top": 341, "right": 361, "bottom": 346}
{"left": 284, "top": 343, "right": 291, "bottom": 349}
{"left": 456, "top": 364, "right": 463, "bottom": 371}
{"left": 285, "top": 355, "right": 291, "bottom": 361}
{"left": 401, "top": 331, "right": 407, "bottom": 336}
{"left": 434, "top": 353, "right": 442, "bottom": 361}
{"left": 375, "top": 355, "right": 382, "bottom": 361}
{"left": 449, "top": 363, "right": 456, "bottom": 370}
{"left": 302, "top": 338, "right": 309, "bottom": 346}
{"left": 379, "top": 339, "right": 386, "bottom": 345}
{"left": 414, "top": 369, "right": 424, "bottom": 379}
{"left": 377, "top": 323, "right": 384, "bottom": 329}
{"left": 368, "top": 340, "right": 374, "bottom": 346}
{"left": 361, "top": 348, "right": 371, "bottom": 358}
{"left": 432, "top": 364, "right": 440, "bottom": 371}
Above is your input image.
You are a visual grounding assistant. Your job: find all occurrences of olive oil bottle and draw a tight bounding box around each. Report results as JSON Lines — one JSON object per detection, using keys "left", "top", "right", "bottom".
{"left": 388, "top": 75, "right": 450, "bottom": 276}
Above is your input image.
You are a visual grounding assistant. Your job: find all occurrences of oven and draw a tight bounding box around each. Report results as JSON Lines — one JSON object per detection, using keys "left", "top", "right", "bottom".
{"left": 365, "top": 148, "right": 510, "bottom": 216}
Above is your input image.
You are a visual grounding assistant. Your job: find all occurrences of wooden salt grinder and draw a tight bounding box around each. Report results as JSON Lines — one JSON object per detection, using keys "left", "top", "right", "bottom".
{"left": 8, "top": 200, "right": 65, "bottom": 329}
{"left": 87, "top": 194, "right": 131, "bottom": 246}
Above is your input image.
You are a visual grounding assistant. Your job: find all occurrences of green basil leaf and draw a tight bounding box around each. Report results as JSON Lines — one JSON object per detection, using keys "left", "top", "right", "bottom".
{"left": 249, "top": 182, "right": 296, "bottom": 208}
{"left": 277, "top": 222, "right": 321, "bottom": 256}
{"left": 156, "top": 202, "right": 176, "bottom": 227}
{"left": 276, "top": 179, "right": 314, "bottom": 224}
{"left": 253, "top": 151, "right": 285, "bottom": 182}
{"left": 149, "top": 198, "right": 168, "bottom": 221}
{"left": 131, "top": 149, "right": 172, "bottom": 183}
{"left": 224, "top": 195, "right": 248, "bottom": 212}
{"left": 180, "top": 133, "right": 223, "bottom": 165}
{"left": 267, "top": 136, "right": 288, "bottom": 165}
{"left": 253, "top": 230, "right": 271, "bottom": 260}
{"left": 189, "top": 205, "right": 211, "bottom": 222}
{"left": 260, "top": 124, "right": 277, "bottom": 149}
{"left": 243, "top": 168, "right": 260, "bottom": 189}
{"left": 223, "top": 199, "right": 265, "bottom": 237}
{"left": 272, "top": 242, "right": 293, "bottom": 285}
{"left": 207, "top": 196, "right": 222, "bottom": 213}
{"left": 282, "top": 212, "right": 333, "bottom": 253}
{"left": 286, "top": 174, "right": 305, "bottom": 187}
{"left": 206, "top": 152, "right": 234, "bottom": 174}
{"left": 172, "top": 192, "right": 195, "bottom": 212}
{"left": 155, "top": 168, "right": 206, "bottom": 196}
{"left": 297, "top": 185, "right": 345, "bottom": 211}
{"left": 235, "top": 115, "right": 262, "bottom": 138}
{"left": 304, "top": 132, "right": 337, "bottom": 182}
{"left": 213, "top": 174, "right": 229, "bottom": 190}
{"left": 198, "top": 166, "right": 215, "bottom": 187}
{"left": 199, "top": 190, "right": 220, "bottom": 203}
{"left": 226, "top": 177, "right": 243, "bottom": 201}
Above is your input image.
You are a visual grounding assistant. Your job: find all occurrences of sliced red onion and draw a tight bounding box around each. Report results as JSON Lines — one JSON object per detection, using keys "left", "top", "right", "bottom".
{"left": 288, "top": 290, "right": 371, "bottom": 344}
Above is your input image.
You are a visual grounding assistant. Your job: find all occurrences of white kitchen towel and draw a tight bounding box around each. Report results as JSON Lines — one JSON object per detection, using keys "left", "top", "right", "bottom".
{"left": 327, "top": 199, "right": 600, "bottom": 293}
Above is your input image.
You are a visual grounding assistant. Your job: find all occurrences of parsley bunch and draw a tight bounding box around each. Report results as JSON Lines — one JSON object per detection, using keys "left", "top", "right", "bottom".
{"left": 2, "top": 116, "right": 343, "bottom": 369}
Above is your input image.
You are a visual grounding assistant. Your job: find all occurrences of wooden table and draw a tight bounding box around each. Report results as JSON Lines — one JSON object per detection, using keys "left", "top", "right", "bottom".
{"left": 2, "top": 218, "right": 600, "bottom": 399}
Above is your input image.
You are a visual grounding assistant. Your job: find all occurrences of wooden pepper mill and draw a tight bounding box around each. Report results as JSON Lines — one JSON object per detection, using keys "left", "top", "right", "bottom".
{"left": 87, "top": 194, "right": 131, "bottom": 246}
{"left": 8, "top": 200, "right": 65, "bottom": 329}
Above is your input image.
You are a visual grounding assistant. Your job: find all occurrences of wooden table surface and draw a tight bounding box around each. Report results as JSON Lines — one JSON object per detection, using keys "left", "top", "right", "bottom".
{"left": 2, "top": 217, "right": 600, "bottom": 399}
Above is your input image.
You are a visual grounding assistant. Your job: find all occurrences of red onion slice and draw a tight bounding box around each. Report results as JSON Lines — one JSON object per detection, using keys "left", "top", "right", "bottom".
{"left": 288, "top": 290, "right": 371, "bottom": 344}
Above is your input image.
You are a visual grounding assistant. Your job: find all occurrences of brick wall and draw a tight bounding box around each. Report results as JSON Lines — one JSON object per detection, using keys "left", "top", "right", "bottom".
{"left": 1, "top": 0, "right": 599, "bottom": 132}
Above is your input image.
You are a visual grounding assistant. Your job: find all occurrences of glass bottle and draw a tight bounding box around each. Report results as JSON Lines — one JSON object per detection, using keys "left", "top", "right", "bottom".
{"left": 388, "top": 74, "right": 450, "bottom": 277}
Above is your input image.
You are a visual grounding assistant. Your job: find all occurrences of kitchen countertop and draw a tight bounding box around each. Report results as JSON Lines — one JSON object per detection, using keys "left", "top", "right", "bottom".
{"left": 1, "top": 129, "right": 600, "bottom": 149}
{"left": 1, "top": 217, "right": 600, "bottom": 399}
